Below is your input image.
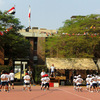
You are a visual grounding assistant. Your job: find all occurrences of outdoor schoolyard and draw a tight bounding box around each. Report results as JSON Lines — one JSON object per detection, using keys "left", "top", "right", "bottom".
{"left": 0, "top": 86, "right": 100, "bottom": 100}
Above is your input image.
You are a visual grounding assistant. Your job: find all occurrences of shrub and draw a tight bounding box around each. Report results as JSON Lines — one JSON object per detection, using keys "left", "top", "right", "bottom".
{"left": 33, "top": 65, "right": 48, "bottom": 84}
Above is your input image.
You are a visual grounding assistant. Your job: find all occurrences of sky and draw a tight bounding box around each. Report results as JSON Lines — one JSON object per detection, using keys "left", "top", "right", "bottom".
{"left": 0, "top": 0, "right": 100, "bottom": 30}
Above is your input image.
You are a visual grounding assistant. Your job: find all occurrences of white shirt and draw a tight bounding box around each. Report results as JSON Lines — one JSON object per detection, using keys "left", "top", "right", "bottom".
{"left": 97, "top": 77, "right": 100, "bottom": 84}
{"left": 9, "top": 72, "right": 14, "bottom": 81}
{"left": 76, "top": 78, "right": 83, "bottom": 85}
{"left": 86, "top": 78, "right": 90, "bottom": 84}
{"left": 89, "top": 78, "right": 93, "bottom": 86}
{"left": 7, "top": 74, "right": 11, "bottom": 82}
{"left": 24, "top": 75, "right": 30, "bottom": 83}
{"left": 92, "top": 77, "right": 97, "bottom": 84}
{"left": 41, "top": 77, "right": 45, "bottom": 84}
{"left": 41, "top": 72, "right": 46, "bottom": 77}
{"left": 73, "top": 79, "right": 77, "bottom": 83}
{"left": 1, "top": 74, "right": 8, "bottom": 82}
{"left": 46, "top": 77, "right": 50, "bottom": 83}
{"left": 50, "top": 66, "right": 55, "bottom": 72}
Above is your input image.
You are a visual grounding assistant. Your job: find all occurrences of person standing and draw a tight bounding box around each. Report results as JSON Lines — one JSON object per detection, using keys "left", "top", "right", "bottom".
{"left": 1, "top": 71, "right": 9, "bottom": 92}
{"left": 9, "top": 70, "right": 15, "bottom": 89}
{"left": 41, "top": 69, "right": 46, "bottom": 77}
{"left": 23, "top": 73, "right": 31, "bottom": 91}
{"left": 50, "top": 64, "right": 55, "bottom": 77}
{"left": 76, "top": 75, "right": 83, "bottom": 92}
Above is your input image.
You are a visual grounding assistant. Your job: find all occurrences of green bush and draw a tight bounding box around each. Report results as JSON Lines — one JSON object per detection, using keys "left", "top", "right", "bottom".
{"left": 33, "top": 65, "right": 48, "bottom": 84}
{"left": 0, "top": 65, "right": 12, "bottom": 74}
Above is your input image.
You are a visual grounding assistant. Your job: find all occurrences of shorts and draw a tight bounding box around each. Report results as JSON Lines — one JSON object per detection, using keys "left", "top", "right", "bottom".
{"left": 1, "top": 82, "right": 8, "bottom": 86}
{"left": 24, "top": 83, "right": 30, "bottom": 85}
{"left": 42, "top": 83, "right": 46, "bottom": 87}
{"left": 51, "top": 71, "right": 54, "bottom": 73}
{"left": 45, "top": 83, "right": 49, "bottom": 88}
{"left": 11, "top": 80, "right": 14, "bottom": 83}
{"left": 92, "top": 83, "right": 97, "bottom": 88}
{"left": 86, "top": 84, "right": 90, "bottom": 86}
{"left": 24, "top": 83, "right": 30, "bottom": 87}
{"left": 76, "top": 84, "right": 82, "bottom": 87}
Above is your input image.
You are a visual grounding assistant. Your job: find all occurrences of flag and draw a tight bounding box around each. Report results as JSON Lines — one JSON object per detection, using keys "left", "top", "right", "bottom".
{"left": 0, "top": 31, "right": 3, "bottom": 36}
{"left": 8, "top": 6, "right": 16, "bottom": 14}
{"left": 28, "top": 5, "right": 31, "bottom": 27}
{"left": 90, "top": 25, "right": 93, "bottom": 29}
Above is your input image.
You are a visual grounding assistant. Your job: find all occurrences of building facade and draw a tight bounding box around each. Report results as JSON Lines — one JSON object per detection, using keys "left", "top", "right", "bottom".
{"left": 0, "top": 27, "right": 56, "bottom": 79}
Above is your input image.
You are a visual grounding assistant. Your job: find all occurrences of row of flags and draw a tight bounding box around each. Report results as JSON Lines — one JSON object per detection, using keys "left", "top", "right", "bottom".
{"left": 0, "top": 5, "right": 31, "bottom": 36}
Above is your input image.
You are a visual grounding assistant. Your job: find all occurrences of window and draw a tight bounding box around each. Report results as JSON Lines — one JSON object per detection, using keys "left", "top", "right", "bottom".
{"left": 33, "top": 56, "right": 38, "bottom": 60}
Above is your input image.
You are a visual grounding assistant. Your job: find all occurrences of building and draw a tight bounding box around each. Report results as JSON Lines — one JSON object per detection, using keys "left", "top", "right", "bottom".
{"left": 0, "top": 27, "right": 56, "bottom": 79}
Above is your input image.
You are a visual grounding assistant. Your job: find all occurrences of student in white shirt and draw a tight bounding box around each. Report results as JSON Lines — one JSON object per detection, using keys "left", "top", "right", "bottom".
{"left": 23, "top": 73, "right": 31, "bottom": 91}
{"left": 92, "top": 75, "right": 98, "bottom": 92}
{"left": 7, "top": 73, "right": 11, "bottom": 90}
{"left": 41, "top": 69, "right": 46, "bottom": 77}
{"left": 41, "top": 74, "right": 50, "bottom": 91}
{"left": 41, "top": 75, "right": 45, "bottom": 90}
{"left": 97, "top": 75, "right": 100, "bottom": 92}
{"left": 9, "top": 70, "right": 15, "bottom": 89}
{"left": 89, "top": 75, "right": 93, "bottom": 92}
{"left": 50, "top": 64, "right": 55, "bottom": 77}
{"left": 76, "top": 75, "right": 83, "bottom": 92}
{"left": 45, "top": 74, "right": 50, "bottom": 90}
{"left": 73, "top": 76, "right": 77, "bottom": 90}
{"left": 1, "top": 71, "right": 9, "bottom": 92}
{"left": 86, "top": 75, "right": 90, "bottom": 90}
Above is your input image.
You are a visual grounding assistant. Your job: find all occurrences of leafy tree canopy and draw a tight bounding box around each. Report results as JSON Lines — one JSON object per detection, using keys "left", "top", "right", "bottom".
{"left": 45, "top": 14, "right": 100, "bottom": 58}
{"left": 59, "top": 14, "right": 100, "bottom": 35}
{"left": 0, "top": 11, "right": 31, "bottom": 63}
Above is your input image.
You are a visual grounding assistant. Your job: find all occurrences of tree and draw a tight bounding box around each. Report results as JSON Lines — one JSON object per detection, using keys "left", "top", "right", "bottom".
{"left": 0, "top": 11, "right": 31, "bottom": 65}
{"left": 45, "top": 14, "right": 100, "bottom": 58}
{"left": 59, "top": 14, "right": 100, "bottom": 35}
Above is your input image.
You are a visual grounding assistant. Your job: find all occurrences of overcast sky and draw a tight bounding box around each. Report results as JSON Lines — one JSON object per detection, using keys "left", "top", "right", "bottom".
{"left": 0, "top": 0, "right": 100, "bottom": 30}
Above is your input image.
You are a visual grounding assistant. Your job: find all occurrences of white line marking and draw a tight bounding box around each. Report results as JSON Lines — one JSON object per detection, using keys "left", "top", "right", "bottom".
{"left": 58, "top": 88, "right": 91, "bottom": 100}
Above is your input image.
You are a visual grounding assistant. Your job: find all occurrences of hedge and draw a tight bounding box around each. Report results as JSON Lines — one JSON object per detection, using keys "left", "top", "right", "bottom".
{"left": 33, "top": 65, "right": 48, "bottom": 84}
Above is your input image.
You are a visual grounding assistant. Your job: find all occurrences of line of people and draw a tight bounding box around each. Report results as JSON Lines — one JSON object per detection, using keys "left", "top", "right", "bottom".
{"left": 73, "top": 74, "right": 100, "bottom": 92}
{"left": 86, "top": 74, "right": 100, "bottom": 92}
{"left": 73, "top": 75, "right": 83, "bottom": 92}
{"left": 0, "top": 70, "right": 15, "bottom": 92}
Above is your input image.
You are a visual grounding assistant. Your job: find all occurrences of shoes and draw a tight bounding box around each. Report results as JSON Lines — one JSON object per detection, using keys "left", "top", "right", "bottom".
{"left": 29, "top": 89, "right": 31, "bottom": 91}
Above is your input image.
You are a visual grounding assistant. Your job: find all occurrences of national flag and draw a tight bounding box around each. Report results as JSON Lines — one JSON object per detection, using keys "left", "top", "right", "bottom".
{"left": 8, "top": 6, "right": 16, "bottom": 14}
{"left": 0, "top": 31, "right": 3, "bottom": 36}
{"left": 28, "top": 5, "right": 31, "bottom": 25}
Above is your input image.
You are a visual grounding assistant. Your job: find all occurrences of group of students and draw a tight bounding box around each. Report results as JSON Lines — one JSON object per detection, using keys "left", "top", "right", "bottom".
{"left": 41, "top": 74, "right": 50, "bottom": 91}
{"left": 40, "top": 69, "right": 50, "bottom": 91}
{"left": 0, "top": 69, "right": 32, "bottom": 92}
{"left": 73, "top": 74, "right": 100, "bottom": 92}
{"left": 0, "top": 70, "right": 14, "bottom": 92}
{"left": 73, "top": 75, "right": 83, "bottom": 92}
{"left": 86, "top": 74, "right": 100, "bottom": 92}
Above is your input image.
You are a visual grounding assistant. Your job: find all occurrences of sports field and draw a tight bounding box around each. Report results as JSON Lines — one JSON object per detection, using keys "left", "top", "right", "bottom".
{"left": 0, "top": 86, "right": 100, "bottom": 100}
